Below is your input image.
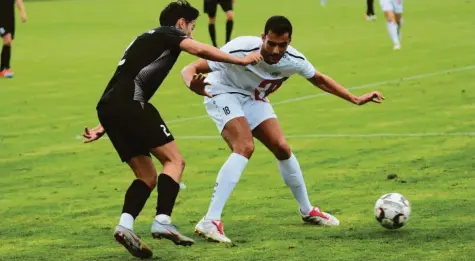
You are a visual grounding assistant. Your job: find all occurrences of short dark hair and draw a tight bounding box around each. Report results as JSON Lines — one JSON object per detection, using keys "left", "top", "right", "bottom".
{"left": 159, "top": 0, "right": 199, "bottom": 26}
{"left": 264, "top": 16, "right": 293, "bottom": 38}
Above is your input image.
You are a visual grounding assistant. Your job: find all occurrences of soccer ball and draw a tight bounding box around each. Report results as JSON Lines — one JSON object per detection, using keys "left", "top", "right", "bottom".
{"left": 374, "top": 193, "right": 411, "bottom": 229}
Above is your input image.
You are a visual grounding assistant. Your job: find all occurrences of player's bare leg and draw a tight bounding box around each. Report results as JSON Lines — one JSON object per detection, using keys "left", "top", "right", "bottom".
{"left": 225, "top": 10, "right": 234, "bottom": 44}
{"left": 114, "top": 156, "right": 156, "bottom": 259}
{"left": 150, "top": 141, "right": 194, "bottom": 246}
{"left": 384, "top": 10, "right": 401, "bottom": 49}
{"left": 395, "top": 12, "right": 403, "bottom": 44}
{"left": 195, "top": 117, "right": 253, "bottom": 243}
{"left": 208, "top": 17, "right": 217, "bottom": 47}
{"left": 252, "top": 118, "right": 339, "bottom": 226}
{"left": 0, "top": 33, "right": 13, "bottom": 78}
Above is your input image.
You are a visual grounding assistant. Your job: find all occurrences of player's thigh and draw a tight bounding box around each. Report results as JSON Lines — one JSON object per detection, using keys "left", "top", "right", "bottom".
{"left": 219, "top": 0, "right": 233, "bottom": 13}
{"left": 221, "top": 117, "right": 253, "bottom": 155}
{"left": 204, "top": 93, "right": 246, "bottom": 133}
{"left": 252, "top": 118, "right": 291, "bottom": 160}
{"left": 204, "top": 0, "right": 218, "bottom": 18}
{"left": 205, "top": 94, "right": 253, "bottom": 152}
{"left": 242, "top": 98, "right": 277, "bottom": 132}
{"left": 97, "top": 103, "right": 152, "bottom": 163}
{"left": 395, "top": 13, "right": 402, "bottom": 24}
{"left": 143, "top": 103, "right": 175, "bottom": 149}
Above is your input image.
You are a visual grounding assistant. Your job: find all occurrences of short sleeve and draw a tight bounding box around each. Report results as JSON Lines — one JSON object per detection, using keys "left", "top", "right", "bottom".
{"left": 206, "top": 39, "right": 244, "bottom": 72}
{"left": 161, "top": 27, "right": 189, "bottom": 49}
{"left": 298, "top": 58, "right": 316, "bottom": 79}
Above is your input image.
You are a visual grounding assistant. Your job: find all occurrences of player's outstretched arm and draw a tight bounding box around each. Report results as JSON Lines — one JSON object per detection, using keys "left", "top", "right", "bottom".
{"left": 308, "top": 72, "right": 385, "bottom": 105}
{"left": 181, "top": 59, "right": 213, "bottom": 97}
{"left": 179, "top": 39, "right": 262, "bottom": 66}
{"left": 82, "top": 124, "right": 106, "bottom": 143}
{"left": 16, "top": 0, "right": 27, "bottom": 23}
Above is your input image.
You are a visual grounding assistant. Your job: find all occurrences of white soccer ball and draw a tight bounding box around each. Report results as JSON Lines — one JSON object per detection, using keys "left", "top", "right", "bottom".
{"left": 374, "top": 193, "right": 411, "bottom": 229}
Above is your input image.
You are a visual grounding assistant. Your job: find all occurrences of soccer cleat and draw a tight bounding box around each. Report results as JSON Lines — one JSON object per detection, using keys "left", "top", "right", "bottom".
{"left": 393, "top": 44, "right": 401, "bottom": 50}
{"left": 151, "top": 220, "right": 194, "bottom": 246}
{"left": 1, "top": 69, "right": 14, "bottom": 78}
{"left": 365, "top": 14, "right": 377, "bottom": 21}
{"left": 194, "top": 218, "right": 232, "bottom": 243}
{"left": 301, "top": 207, "right": 340, "bottom": 226}
{"left": 113, "top": 225, "right": 153, "bottom": 259}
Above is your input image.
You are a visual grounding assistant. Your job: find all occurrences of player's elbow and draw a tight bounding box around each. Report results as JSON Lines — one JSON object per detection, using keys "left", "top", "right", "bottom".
{"left": 181, "top": 65, "right": 196, "bottom": 78}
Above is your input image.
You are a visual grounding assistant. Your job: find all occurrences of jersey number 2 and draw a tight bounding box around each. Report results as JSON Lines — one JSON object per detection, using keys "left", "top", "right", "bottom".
{"left": 160, "top": 124, "right": 171, "bottom": 137}
{"left": 254, "top": 79, "right": 284, "bottom": 101}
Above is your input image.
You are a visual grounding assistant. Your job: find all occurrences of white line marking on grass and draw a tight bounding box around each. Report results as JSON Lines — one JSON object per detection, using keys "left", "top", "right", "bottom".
{"left": 75, "top": 132, "right": 475, "bottom": 141}
{"left": 165, "top": 65, "right": 475, "bottom": 125}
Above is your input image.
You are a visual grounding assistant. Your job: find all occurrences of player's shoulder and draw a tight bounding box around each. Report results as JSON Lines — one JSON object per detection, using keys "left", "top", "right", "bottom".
{"left": 224, "top": 36, "right": 262, "bottom": 53}
{"left": 284, "top": 45, "right": 308, "bottom": 61}
{"left": 148, "top": 26, "right": 186, "bottom": 37}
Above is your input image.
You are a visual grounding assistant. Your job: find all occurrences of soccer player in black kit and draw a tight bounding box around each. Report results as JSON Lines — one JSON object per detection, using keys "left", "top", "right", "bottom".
{"left": 204, "top": 0, "right": 235, "bottom": 47}
{"left": 82, "top": 0, "right": 262, "bottom": 259}
{"left": 0, "top": 0, "right": 27, "bottom": 78}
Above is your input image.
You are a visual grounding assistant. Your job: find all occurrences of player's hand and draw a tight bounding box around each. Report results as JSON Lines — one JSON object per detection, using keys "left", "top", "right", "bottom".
{"left": 355, "top": 91, "right": 385, "bottom": 105}
{"left": 83, "top": 125, "right": 105, "bottom": 143}
{"left": 189, "top": 73, "right": 213, "bottom": 98}
{"left": 241, "top": 52, "right": 263, "bottom": 66}
{"left": 20, "top": 12, "right": 27, "bottom": 23}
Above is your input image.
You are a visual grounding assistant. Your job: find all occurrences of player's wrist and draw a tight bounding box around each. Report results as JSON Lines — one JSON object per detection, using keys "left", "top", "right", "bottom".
{"left": 351, "top": 95, "right": 360, "bottom": 105}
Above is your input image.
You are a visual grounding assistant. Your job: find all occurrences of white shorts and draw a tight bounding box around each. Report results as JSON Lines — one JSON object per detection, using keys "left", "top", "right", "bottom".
{"left": 380, "top": 0, "right": 403, "bottom": 13}
{"left": 204, "top": 93, "right": 277, "bottom": 133}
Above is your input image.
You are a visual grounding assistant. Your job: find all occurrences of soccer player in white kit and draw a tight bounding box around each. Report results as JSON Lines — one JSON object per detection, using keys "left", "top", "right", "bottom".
{"left": 182, "top": 16, "right": 384, "bottom": 243}
{"left": 380, "top": 0, "right": 403, "bottom": 49}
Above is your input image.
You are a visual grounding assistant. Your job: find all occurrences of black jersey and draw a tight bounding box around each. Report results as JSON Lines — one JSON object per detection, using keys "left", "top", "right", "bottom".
{"left": 98, "top": 26, "right": 188, "bottom": 106}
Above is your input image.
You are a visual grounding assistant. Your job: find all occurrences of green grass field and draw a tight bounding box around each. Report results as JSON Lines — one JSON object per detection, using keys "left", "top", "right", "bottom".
{"left": 1, "top": 0, "right": 475, "bottom": 260}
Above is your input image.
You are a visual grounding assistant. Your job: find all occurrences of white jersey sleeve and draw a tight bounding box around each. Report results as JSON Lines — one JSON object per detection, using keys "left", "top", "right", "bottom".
{"left": 207, "top": 36, "right": 260, "bottom": 72}
{"left": 285, "top": 46, "right": 316, "bottom": 79}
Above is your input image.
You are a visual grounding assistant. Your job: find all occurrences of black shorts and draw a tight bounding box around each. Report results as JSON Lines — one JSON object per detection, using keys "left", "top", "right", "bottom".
{"left": 97, "top": 101, "right": 174, "bottom": 162}
{"left": 204, "top": 0, "right": 233, "bottom": 18}
{"left": 0, "top": 17, "right": 15, "bottom": 39}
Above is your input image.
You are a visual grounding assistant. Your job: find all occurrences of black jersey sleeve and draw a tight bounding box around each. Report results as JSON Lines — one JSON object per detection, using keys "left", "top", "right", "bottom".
{"left": 159, "top": 27, "right": 189, "bottom": 50}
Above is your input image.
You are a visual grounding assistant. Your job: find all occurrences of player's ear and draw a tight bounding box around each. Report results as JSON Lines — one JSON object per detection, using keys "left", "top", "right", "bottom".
{"left": 261, "top": 33, "right": 265, "bottom": 42}
{"left": 176, "top": 18, "right": 186, "bottom": 29}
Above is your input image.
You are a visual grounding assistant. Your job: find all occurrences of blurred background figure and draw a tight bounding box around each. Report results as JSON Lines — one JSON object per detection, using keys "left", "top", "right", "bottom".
{"left": 204, "top": 0, "right": 235, "bottom": 47}
{"left": 0, "top": 0, "right": 27, "bottom": 78}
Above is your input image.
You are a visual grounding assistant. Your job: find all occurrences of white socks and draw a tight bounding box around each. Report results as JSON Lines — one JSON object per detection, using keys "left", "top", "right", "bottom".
{"left": 154, "top": 214, "right": 171, "bottom": 224}
{"left": 205, "top": 153, "right": 249, "bottom": 220}
{"left": 119, "top": 213, "right": 134, "bottom": 230}
{"left": 386, "top": 21, "right": 400, "bottom": 47}
{"left": 278, "top": 154, "right": 313, "bottom": 214}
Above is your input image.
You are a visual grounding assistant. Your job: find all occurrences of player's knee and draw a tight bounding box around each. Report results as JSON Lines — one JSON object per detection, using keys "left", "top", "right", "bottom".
{"left": 2, "top": 36, "right": 12, "bottom": 46}
{"left": 209, "top": 17, "right": 216, "bottom": 24}
{"left": 233, "top": 141, "right": 254, "bottom": 158}
{"left": 140, "top": 173, "right": 158, "bottom": 189}
{"left": 273, "top": 140, "right": 291, "bottom": 160}
{"left": 175, "top": 157, "right": 186, "bottom": 173}
{"left": 226, "top": 11, "right": 234, "bottom": 21}
{"left": 166, "top": 154, "right": 186, "bottom": 173}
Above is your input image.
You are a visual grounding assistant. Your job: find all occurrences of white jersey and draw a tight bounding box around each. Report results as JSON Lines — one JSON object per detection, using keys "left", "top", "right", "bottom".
{"left": 206, "top": 36, "right": 316, "bottom": 101}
